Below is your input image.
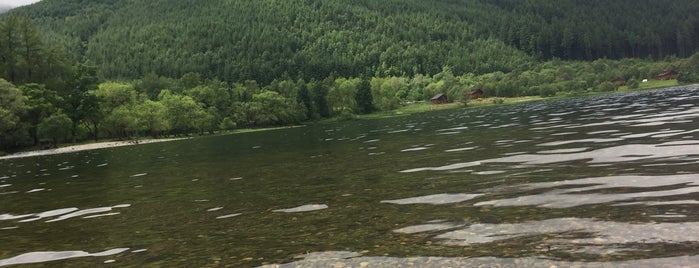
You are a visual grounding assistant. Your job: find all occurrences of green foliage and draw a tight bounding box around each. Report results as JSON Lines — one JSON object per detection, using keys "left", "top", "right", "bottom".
{"left": 627, "top": 78, "right": 640, "bottom": 89}
{"left": 135, "top": 72, "right": 174, "bottom": 100}
{"left": 310, "top": 81, "right": 330, "bottom": 118}
{"left": 328, "top": 77, "right": 359, "bottom": 115}
{"left": 61, "top": 64, "right": 100, "bottom": 141}
{"left": 249, "top": 91, "right": 303, "bottom": 126}
{"left": 0, "top": 79, "right": 27, "bottom": 149}
{"left": 355, "top": 78, "right": 374, "bottom": 114}
{"left": 21, "top": 83, "right": 62, "bottom": 145}
{"left": 534, "top": 85, "right": 557, "bottom": 97}
{"left": 37, "top": 112, "right": 71, "bottom": 146}
{"left": 159, "top": 90, "right": 208, "bottom": 134}
{"left": 678, "top": 52, "right": 699, "bottom": 83}
{"left": 0, "top": 15, "right": 69, "bottom": 87}
{"left": 102, "top": 106, "right": 139, "bottom": 139}
{"left": 336, "top": 109, "right": 357, "bottom": 121}
{"left": 219, "top": 117, "right": 236, "bottom": 131}
{"left": 135, "top": 100, "right": 169, "bottom": 137}
{"left": 596, "top": 81, "right": 617, "bottom": 92}
{"left": 296, "top": 81, "right": 312, "bottom": 120}
{"left": 93, "top": 82, "right": 137, "bottom": 111}
{"left": 372, "top": 77, "right": 405, "bottom": 111}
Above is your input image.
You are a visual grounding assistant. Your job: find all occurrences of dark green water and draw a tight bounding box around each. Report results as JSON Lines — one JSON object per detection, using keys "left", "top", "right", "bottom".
{"left": 2, "top": 86, "right": 699, "bottom": 267}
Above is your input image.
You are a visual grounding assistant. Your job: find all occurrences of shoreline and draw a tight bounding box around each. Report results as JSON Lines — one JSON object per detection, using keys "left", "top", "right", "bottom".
{"left": 361, "top": 80, "right": 687, "bottom": 119}
{"left": 2, "top": 82, "right": 692, "bottom": 161}
{"left": 0, "top": 125, "right": 306, "bottom": 161}
{"left": 0, "top": 138, "right": 187, "bottom": 160}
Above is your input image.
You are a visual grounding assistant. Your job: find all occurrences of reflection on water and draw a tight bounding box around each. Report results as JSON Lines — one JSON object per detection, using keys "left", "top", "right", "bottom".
{"left": 261, "top": 251, "right": 699, "bottom": 268}
{"left": 1, "top": 86, "right": 699, "bottom": 266}
{"left": 404, "top": 141, "right": 699, "bottom": 173}
{"left": 0, "top": 248, "right": 129, "bottom": 266}
{"left": 381, "top": 193, "right": 483, "bottom": 205}
{"left": 434, "top": 218, "right": 699, "bottom": 246}
{"left": 1, "top": 204, "right": 130, "bottom": 223}
{"left": 272, "top": 204, "right": 329, "bottom": 213}
{"left": 475, "top": 174, "right": 699, "bottom": 208}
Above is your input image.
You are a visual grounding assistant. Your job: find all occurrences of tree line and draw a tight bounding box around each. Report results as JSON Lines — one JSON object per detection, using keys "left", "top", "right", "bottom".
{"left": 8, "top": 0, "right": 699, "bottom": 84}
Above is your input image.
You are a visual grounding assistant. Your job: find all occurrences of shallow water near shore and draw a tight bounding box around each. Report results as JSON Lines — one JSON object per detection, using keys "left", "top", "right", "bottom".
{"left": 1, "top": 86, "right": 699, "bottom": 267}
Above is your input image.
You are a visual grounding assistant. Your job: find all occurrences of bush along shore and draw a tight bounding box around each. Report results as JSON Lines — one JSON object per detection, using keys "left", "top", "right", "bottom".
{"left": 1, "top": 58, "right": 697, "bottom": 156}
{"left": 0, "top": 77, "right": 686, "bottom": 158}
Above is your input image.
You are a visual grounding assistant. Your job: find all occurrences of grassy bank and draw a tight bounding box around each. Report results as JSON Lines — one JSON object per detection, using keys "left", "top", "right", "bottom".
{"left": 618, "top": 79, "right": 678, "bottom": 91}
{"left": 360, "top": 79, "right": 682, "bottom": 119}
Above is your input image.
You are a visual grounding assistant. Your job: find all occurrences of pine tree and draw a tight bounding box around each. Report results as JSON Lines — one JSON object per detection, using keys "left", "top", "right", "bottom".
{"left": 296, "top": 80, "right": 312, "bottom": 119}
{"left": 355, "top": 78, "right": 373, "bottom": 114}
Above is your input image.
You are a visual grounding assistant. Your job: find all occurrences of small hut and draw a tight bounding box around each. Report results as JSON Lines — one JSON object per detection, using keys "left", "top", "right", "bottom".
{"left": 468, "top": 88, "right": 485, "bottom": 99}
{"left": 655, "top": 70, "right": 678, "bottom": 80}
{"left": 612, "top": 79, "right": 627, "bottom": 87}
{"left": 430, "top": 93, "right": 448, "bottom": 104}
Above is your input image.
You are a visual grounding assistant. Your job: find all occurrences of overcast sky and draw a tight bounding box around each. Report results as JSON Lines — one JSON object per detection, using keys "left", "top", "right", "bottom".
{"left": 0, "top": 0, "right": 42, "bottom": 7}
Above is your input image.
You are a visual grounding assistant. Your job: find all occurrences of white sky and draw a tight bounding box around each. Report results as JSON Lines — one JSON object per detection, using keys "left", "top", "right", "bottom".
{"left": 0, "top": 0, "right": 42, "bottom": 7}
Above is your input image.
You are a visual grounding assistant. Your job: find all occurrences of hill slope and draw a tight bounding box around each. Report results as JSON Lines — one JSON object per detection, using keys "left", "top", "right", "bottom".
{"left": 6, "top": 0, "right": 699, "bottom": 83}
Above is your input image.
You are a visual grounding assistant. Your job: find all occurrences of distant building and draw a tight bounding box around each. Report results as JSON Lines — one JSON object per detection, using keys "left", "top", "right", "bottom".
{"left": 655, "top": 70, "right": 678, "bottom": 80}
{"left": 468, "top": 88, "right": 485, "bottom": 99}
{"left": 612, "top": 79, "right": 627, "bottom": 86}
{"left": 430, "top": 93, "right": 448, "bottom": 104}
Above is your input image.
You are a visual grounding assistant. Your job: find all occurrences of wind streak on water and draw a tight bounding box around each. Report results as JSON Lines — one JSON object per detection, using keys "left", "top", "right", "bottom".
{"left": 475, "top": 174, "right": 699, "bottom": 208}
{"left": 0, "top": 204, "right": 130, "bottom": 223}
{"left": 434, "top": 218, "right": 699, "bottom": 247}
{"left": 0, "top": 248, "right": 129, "bottom": 267}
{"left": 264, "top": 252, "right": 699, "bottom": 268}
{"left": 402, "top": 141, "right": 699, "bottom": 172}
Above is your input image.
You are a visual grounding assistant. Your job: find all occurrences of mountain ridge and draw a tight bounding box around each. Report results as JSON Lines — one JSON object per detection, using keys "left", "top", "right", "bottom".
{"left": 5, "top": 0, "right": 699, "bottom": 83}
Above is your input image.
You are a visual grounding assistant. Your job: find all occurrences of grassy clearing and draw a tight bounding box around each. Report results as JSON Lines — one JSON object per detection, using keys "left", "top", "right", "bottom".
{"left": 359, "top": 79, "right": 684, "bottom": 120}
{"left": 357, "top": 96, "right": 545, "bottom": 119}
{"left": 618, "top": 79, "right": 678, "bottom": 91}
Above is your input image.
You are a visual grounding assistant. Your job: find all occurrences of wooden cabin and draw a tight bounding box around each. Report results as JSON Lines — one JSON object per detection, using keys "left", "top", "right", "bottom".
{"left": 655, "top": 70, "right": 678, "bottom": 80}
{"left": 468, "top": 88, "right": 485, "bottom": 99}
{"left": 430, "top": 93, "right": 448, "bottom": 104}
{"left": 612, "top": 79, "right": 627, "bottom": 87}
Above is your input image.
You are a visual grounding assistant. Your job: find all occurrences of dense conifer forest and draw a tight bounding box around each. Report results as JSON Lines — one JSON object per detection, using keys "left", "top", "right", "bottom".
{"left": 0, "top": 0, "right": 698, "bottom": 153}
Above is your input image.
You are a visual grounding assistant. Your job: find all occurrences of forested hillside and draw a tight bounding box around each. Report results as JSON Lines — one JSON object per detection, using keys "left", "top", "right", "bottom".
{"left": 8, "top": 0, "right": 699, "bottom": 83}
{"left": 1, "top": 0, "right": 698, "bottom": 153}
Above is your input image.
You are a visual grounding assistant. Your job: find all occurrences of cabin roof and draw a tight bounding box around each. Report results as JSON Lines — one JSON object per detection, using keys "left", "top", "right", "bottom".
{"left": 431, "top": 93, "right": 446, "bottom": 100}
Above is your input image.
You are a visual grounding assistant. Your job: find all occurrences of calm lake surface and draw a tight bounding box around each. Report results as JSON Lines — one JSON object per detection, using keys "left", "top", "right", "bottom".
{"left": 2, "top": 86, "right": 699, "bottom": 267}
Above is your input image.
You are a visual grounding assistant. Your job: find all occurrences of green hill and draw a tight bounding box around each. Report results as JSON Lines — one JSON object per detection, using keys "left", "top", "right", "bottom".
{"left": 7, "top": 0, "right": 698, "bottom": 83}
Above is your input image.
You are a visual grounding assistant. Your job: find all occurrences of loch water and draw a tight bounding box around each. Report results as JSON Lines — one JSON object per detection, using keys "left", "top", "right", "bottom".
{"left": 1, "top": 86, "right": 699, "bottom": 267}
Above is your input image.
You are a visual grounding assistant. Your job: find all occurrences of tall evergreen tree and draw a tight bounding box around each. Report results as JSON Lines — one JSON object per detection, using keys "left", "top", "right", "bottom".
{"left": 296, "top": 80, "right": 312, "bottom": 119}
{"left": 355, "top": 78, "right": 373, "bottom": 114}
{"left": 62, "top": 64, "right": 100, "bottom": 142}
{"left": 311, "top": 82, "right": 330, "bottom": 118}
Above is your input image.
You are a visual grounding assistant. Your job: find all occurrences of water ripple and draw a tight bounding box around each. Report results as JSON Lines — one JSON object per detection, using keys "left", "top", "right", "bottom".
{"left": 435, "top": 218, "right": 699, "bottom": 246}
{"left": 381, "top": 193, "right": 484, "bottom": 205}
{"left": 475, "top": 174, "right": 699, "bottom": 208}
{"left": 272, "top": 204, "right": 328, "bottom": 213}
{"left": 0, "top": 248, "right": 129, "bottom": 266}
{"left": 401, "top": 141, "right": 699, "bottom": 173}
{"left": 262, "top": 251, "right": 699, "bottom": 268}
{"left": 1, "top": 204, "right": 130, "bottom": 223}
